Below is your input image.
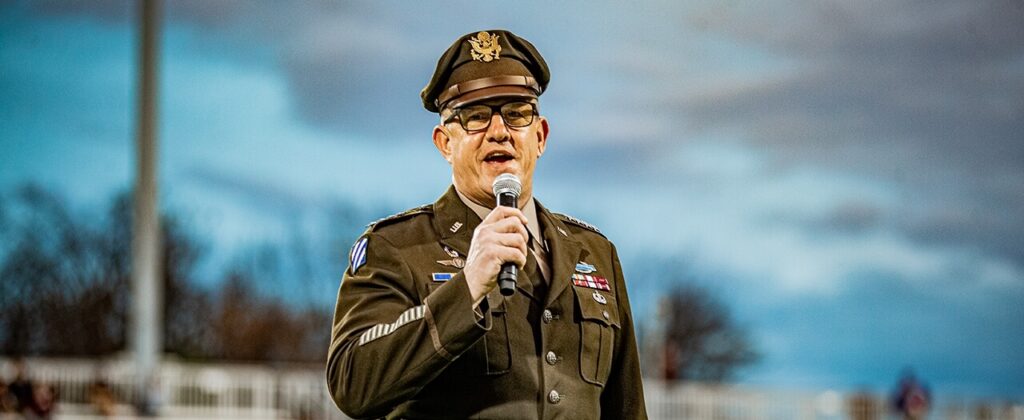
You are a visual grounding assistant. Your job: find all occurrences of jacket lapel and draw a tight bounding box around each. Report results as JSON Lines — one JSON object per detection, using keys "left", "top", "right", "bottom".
{"left": 433, "top": 185, "right": 477, "bottom": 257}
{"left": 536, "top": 200, "right": 587, "bottom": 307}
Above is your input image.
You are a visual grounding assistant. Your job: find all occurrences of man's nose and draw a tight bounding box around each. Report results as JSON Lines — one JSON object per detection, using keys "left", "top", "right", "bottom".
{"left": 485, "top": 113, "right": 511, "bottom": 143}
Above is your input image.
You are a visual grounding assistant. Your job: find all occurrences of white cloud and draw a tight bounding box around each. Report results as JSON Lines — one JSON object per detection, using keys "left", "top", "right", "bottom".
{"left": 540, "top": 139, "right": 1022, "bottom": 301}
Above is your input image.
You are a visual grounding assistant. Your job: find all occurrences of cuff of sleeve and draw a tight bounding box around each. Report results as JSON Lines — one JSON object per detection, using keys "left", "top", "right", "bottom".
{"left": 473, "top": 294, "right": 494, "bottom": 328}
{"left": 423, "top": 272, "right": 490, "bottom": 359}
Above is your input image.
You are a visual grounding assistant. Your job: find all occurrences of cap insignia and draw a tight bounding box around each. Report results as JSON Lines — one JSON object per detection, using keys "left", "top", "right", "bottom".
{"left": 469, "top": 31, "right": 501, "bottom": 62}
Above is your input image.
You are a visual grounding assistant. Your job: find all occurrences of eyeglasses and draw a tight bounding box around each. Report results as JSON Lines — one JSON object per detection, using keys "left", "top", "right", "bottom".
{"left": 442, "top": 101, "right": 537, "bottom": 132}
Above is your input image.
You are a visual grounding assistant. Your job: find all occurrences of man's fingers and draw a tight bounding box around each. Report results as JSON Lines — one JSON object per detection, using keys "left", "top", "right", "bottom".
{"left": 493, "top": 246, "right": 528, "bottom": 269}
{"left": 492, "top": 232, "right": 529, "bottom": 253}
{"left": 467, "top": 205, "right": 531, "bottom": 276}
{"left": 483, "top": 206, "right": 529, "bottom": 226}
{"left": 490, "top": 216, "right": 529, "bottom": 238}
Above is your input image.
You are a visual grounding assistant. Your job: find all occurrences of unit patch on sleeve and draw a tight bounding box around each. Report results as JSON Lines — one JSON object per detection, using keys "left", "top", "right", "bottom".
{"left": 349, "top": 237, "right": 369, "bottom": 275}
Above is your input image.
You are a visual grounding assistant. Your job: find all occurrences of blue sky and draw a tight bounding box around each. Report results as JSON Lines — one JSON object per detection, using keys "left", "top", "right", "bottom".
{"left": 2, "top": 0, "right": 1022, "bottom": 399}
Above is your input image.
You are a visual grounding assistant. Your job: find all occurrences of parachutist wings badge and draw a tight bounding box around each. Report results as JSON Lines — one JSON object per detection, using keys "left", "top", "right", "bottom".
{"left": 437, "top": 245, "right": 466, "bottom": 268}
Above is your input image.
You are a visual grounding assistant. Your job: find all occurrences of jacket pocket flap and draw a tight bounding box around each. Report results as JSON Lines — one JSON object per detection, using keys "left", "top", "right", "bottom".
{"left": 575, "top": 288, "right": 620, "bottom": 328}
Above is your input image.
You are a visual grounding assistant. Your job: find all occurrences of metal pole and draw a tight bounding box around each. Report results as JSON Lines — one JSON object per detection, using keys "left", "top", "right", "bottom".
{"left": 132, "top": 0, "right": 163, "bottom": 388}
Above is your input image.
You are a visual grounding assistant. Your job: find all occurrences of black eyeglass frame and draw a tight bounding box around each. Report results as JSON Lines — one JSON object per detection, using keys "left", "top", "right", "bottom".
{"left": 442, "top": 101, "right": 539, "bottom": 132}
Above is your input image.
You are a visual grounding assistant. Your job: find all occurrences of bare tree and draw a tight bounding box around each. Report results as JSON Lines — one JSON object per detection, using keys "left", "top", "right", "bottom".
{"left": 0, "top": 185, "right": 127, "bottom": 355}
{"left": 649, "top": 284, "right": 759, "bottom": 383}
{"left": 0, "top": 184, "right": 338, "bottom": 363}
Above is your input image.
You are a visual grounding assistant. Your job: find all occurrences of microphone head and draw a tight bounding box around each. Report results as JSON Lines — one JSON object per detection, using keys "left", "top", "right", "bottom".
{"left": 492, "top": 173, "right": 522, "bottom": 198}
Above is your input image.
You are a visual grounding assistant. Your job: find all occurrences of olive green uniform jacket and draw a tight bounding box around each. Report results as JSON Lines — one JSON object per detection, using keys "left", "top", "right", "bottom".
{"left": 327, "top": 186, "right": 647, "bottom": 419}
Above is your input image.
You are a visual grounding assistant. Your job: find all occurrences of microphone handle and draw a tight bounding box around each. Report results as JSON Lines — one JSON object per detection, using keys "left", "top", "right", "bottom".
{"left": 498, "top": 265, "right": 517, "bottom": 296}
{"left": 497, "top": 192, "right": 518, "bottom": 296}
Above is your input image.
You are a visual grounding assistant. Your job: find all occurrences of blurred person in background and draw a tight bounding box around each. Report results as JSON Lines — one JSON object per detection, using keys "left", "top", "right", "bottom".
{"left": 0, "top": 378, "right": 17, "bottom": 414}
{"left": 88, "top": 379, "right": 117, "bottom": 417}
{"left": 891, "top": 369, "right": 931, "bottom": 420}
{"left": 4, "top": 360, "right": 57, "bottom": 419}
{"left": 7, "top": 359, "right": 35, "bottom": 416}
{"left": 27, "top": 383, "right": 55, "bottom": 419}
{"left": 326, "top": 30, "right": 646, "bottom": 419}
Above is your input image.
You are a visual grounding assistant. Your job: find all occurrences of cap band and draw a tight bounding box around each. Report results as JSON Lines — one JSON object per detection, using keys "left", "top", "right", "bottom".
{"left": 436, "top": 75, "right": 539, "bottom": 109}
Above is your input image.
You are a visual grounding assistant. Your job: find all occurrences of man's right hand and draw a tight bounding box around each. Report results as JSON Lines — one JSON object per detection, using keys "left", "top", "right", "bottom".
{"left": 463, "top": 206, "right": 529, "bottom": 304}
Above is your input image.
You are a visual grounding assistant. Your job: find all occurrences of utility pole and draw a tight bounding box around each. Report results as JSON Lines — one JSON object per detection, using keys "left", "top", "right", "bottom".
{"left": 132, "top": 0, "right": 162, "bottom": 391}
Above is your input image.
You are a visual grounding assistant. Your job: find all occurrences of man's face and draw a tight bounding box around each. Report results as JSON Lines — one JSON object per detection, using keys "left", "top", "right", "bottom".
{"left": 433, "top": 97, "right": 549, "bottom": 207}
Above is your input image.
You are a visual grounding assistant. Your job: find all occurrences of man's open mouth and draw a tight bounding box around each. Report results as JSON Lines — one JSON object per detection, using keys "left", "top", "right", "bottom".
{"left": 484, "top": 151, "right": 515, "bottom": 163}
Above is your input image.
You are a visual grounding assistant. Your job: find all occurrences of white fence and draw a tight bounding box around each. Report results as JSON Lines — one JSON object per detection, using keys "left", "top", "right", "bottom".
{"left": 2, "top": 356, "right": 344, "bottom": 419}
{"left": 2, "top": 357, "right": 1021, "bottom": 419}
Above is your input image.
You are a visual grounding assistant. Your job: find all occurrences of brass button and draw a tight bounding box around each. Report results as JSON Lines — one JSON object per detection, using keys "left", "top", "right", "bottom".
{"left": 548, "top": 389, "right": 561, "bottom": 404}
{"left": 542, "top": 309, "right": 554, "bottom": 323}
{"left": 602, "top": 310, "right": 610, "bottom": 320}
{"left": 545, "top": 351, "right": 558, "bottom": 365}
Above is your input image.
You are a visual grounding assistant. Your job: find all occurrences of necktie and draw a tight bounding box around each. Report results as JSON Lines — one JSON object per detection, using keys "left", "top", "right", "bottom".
{"left": 529, "top": 233, "right": 551, "bottom": 283}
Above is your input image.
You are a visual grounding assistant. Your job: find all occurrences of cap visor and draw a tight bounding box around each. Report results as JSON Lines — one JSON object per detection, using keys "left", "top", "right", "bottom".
{"left": 446, "top": 86, "right": 537, "bottom": 109}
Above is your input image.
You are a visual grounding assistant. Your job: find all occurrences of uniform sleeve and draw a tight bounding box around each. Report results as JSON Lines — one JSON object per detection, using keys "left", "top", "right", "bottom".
{"left": 326, "top": 232, "right": 492, "bottom": 419}
{"left": 601, "top": 243, "right": 648, "bottom": 419}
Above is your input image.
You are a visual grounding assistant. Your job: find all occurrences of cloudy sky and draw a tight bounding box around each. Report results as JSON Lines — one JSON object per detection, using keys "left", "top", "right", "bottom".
{"left": 2, "top": 0, "right": 1022, "bottom": 398}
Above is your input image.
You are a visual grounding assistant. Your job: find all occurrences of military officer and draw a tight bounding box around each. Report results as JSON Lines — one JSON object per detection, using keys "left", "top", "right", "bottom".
{"left": 327, "top": 30, "right": 647, "bottom": 419}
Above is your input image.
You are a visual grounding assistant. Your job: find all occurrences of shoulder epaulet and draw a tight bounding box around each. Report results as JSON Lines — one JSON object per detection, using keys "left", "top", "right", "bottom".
{"left": 554, "top": 213, "right": 603, "bottom": 236}
{"left": 367, "top": 204, "right": 433, "bottom": 230}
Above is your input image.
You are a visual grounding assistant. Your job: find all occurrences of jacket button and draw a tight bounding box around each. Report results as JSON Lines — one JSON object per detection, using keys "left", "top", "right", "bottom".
{"left": 548, "top": 389, "right": 561, "bottom": 404}
{"left": 542, "top": 309, "right": 554, "bottom": 323}
{"left": 602, "top": 310, "right": 610, "bottom": 320}
{"left": 545, "top": 351, "right": 558, "bottom": 365}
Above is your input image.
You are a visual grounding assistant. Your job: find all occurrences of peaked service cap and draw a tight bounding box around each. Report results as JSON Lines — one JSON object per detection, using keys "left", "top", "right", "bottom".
{"left": 421, "top": 30, "right": 550, "bottom": 113}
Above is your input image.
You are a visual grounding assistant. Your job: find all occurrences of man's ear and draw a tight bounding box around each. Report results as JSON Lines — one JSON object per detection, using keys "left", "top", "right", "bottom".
{"left": 433, "top": 125, "right": 453, "bottom": 164}
{"left": 536, "top": 116, "right": 550, "bottom": 158}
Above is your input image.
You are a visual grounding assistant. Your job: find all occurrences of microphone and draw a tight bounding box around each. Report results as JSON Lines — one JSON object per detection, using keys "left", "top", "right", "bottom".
{"left": 492, "top": 173, "right": 522, "bottom": 296}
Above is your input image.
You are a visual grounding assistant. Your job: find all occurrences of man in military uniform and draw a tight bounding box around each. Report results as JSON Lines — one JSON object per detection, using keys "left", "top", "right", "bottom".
{"left": 327, "top": 30, "right": 647, "bottom": 419}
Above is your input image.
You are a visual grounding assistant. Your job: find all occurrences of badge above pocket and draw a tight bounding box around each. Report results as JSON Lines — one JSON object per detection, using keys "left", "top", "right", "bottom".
{"left": 575, "top": 287, "right": 620, "bottom": 328}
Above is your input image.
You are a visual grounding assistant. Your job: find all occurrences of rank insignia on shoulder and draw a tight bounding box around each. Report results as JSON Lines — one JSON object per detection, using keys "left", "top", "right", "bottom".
{"left": 350, "top": 237, "right": 369, "bottom": 275}
{"left": 572, "top": 273, "right": 611, "bottom": 291}
{"left": 367, "top": 205, "right": 432, "bottom": 229}
{"left": 575, "top": 262, "right": 597, "bottom": 274}
{"left": 432, "top": 272, "right": 453, "bottom": 282}
{"left": 556, "top": 213, "right": 602, "bottom": 235}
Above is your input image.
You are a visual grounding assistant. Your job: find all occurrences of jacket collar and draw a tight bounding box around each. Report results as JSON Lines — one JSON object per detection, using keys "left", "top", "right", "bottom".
{"left": 433, "top": 185, "right": 477, "bottom": 256}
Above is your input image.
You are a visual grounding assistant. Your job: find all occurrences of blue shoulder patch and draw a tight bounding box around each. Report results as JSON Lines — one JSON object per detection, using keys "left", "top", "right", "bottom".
{"left": 350, "top": 237, "right": 369, "bottom": 275}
